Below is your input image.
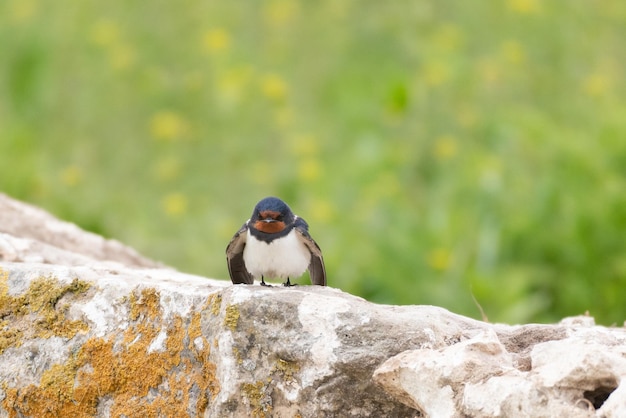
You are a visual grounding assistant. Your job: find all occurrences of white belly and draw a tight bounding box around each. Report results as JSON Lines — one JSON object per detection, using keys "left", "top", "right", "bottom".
{"left": 243, "top": 229, "right": 311, "bottom": 280}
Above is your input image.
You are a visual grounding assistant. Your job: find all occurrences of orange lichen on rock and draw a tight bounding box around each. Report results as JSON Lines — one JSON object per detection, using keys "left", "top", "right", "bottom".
{"left": 0, "top": 271, "right": 91, "bottom": 354}
{"left": 129, "top": 287, "right": 161, "bottom": 321}
{"left": 2, "top": 285, "right": 221, "bottom": 418}
{"left": 4, "top": 354, "right": 98, "bottom": 417}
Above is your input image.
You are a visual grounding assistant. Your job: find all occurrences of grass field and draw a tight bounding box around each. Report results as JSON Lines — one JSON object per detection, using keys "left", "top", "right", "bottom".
{"left": 2, "top": 0, "right": 626, "bottom": 324}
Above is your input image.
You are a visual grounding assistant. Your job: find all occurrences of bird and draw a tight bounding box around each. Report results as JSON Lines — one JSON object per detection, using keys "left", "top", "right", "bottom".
{"left": 226, "top": 197, "right": 326, "bottom": 286}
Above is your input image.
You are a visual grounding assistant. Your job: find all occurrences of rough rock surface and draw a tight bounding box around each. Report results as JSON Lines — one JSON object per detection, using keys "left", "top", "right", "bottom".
{"left": 373, "top": 321, "right": 626, "bottom": 418}
{"left": 0, "top": 193, "right": 159, "bottom": 268}
{"left": 0, "top": 193, "right": 625, "bottom": 417}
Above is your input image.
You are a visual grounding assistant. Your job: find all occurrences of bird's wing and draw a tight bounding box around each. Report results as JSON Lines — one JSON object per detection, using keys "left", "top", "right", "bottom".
{"left": 225, "top": 223, "right": 254, "bottom": 284}
{"left": 294, "top": 218, "right": 327, "bottom": 286}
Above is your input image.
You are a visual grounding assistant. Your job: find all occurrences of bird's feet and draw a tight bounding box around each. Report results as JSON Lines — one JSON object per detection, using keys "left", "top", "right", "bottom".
{"left": 283, "top": 277, "right": 297, "bottom": 287}
{"left": 260, "top": 277, "right": 273, "bottom": 287}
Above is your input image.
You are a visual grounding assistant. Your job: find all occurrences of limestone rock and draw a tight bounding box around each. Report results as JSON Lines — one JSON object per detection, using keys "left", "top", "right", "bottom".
{"left": 373, "top": 319, "right": 626, "bottom": 418}
{"left": 1, "top": 193, "right": 625, "bottom": 417}
{"left": 0, "top": 257, "right": 480, "bottom": 417}
{"left": 0, "top": 193, "right": 159, "bottom": 268}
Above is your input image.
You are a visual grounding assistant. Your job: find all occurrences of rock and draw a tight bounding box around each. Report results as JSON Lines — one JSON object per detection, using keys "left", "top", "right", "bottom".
{"left": 373, "top": 329, "right": 517, "bottom": 416}
{"left": 373, "top": 320, "right": 626, "bottom": 418}
{"left": 1, "top": 193, "right": 625, "bottom": 417}
{"left": 0, "top": 193, "right": 160, "bottom": 268}
{"left": 0, "top": 258, "right": 478, "bottom": 418}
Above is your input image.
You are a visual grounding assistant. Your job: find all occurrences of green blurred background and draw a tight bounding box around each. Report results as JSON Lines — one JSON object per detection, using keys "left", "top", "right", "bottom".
{"left": 2, "top": 1, "right": 626, "bottom": 325}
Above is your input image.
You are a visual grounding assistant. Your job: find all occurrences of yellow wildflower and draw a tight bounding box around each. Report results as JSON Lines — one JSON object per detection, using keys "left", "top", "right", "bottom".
{"left": 500, "top": 40, "right": 526, "bottom": 65}
{"left": 298, "top": 158, "right": 321, "bottom": 183}
{"left": 263, "top": 0, "right": 299, "bottom": 26}
{"left": 261, "top": 74, "right": 288, "bottom": 101}
{"left": 583, "top": 73, "right": 610, "bottom": 98}
{"left": 150, "top": 111, "right": 188, "bottom": 141}
{"left": 60, "top": 166, "right": 82, "bottom": 187}
{"left": 214, "top": 66, "right": 254, "bottom": 110}
{"left": 427, "top": 248, "right": 452, "bottom": 272}
{"left": 90, "top": 20, "right": 120, "bottom": 47}
{"left": 9, "top": 0, "right": 37, "bottom": 23}
{"left": 202, "top": 28, "right": 231, "bottom": 53}
{"left": 162, "top": 193, "right": 188, "bottom": 217}
{"left": 422, "top": 61, "right": 449, "bottom": 87}
{"left": 434, "top": 135, "right": 458, "bottom": 161}
{"left": 507, "top": 0, "right": 541, "bottom": 15}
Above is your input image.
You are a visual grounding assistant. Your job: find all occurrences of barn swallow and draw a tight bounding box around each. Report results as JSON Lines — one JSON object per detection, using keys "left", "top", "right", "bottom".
{"left": 226, "top": 197, "right": 326, "bottom": 286}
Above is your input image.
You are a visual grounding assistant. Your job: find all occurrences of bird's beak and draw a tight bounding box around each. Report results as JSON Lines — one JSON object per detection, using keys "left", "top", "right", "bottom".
{"left": 261, "top": 218, "right": 276, "bottom": 223}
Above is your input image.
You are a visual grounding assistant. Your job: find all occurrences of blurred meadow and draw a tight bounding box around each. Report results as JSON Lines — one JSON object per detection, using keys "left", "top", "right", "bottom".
{"left": 2, "top": 0, "right": 626, "bottom": 325}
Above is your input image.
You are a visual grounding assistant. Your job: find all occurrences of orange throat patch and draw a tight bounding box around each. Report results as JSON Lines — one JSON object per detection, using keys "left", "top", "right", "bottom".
{"left": 254, "top": 220, "right": 286, "bottom": 234}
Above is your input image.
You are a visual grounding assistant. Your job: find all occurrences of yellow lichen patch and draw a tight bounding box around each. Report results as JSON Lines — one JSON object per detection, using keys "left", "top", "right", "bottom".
{"left": 273, "top": 358, "right": 300, "bottom": 382}
{"left": 232, "top": 346, "right": 243, "bottom": 365}
{"left": 2, "top": 286, "right": 221, "bottom": 417}
{"left": 0, "top": 275, "right": 91, "bottom": 354}
{"left": 0, "top": 326, "right": 22, "bottom": 355}
{"left": 242, "top": 380, "right": 272, "bottom": 418}
{"left": 206, "top": 292, "right": 222, "bottom": 316}
{"left": 224, "top": 304, "right": 240, "bottom": 331}
{"left": 0, "top": 267, "right": 9, "bottom": 288}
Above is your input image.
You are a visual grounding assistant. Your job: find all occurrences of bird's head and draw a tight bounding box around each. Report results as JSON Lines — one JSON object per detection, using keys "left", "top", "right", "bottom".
{"left": 250, "top": 197, "right": 295, "bottom": 234}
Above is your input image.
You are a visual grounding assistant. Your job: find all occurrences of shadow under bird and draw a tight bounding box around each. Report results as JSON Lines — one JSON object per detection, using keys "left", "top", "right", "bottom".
{"left": 226, "top": 197, "right": 327, "bottom": 286}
